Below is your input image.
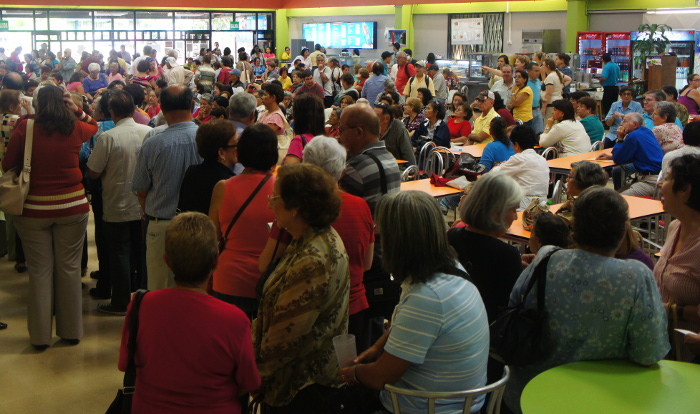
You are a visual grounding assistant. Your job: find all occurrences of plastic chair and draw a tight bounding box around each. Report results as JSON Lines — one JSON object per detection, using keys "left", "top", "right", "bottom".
{"left": 385, "top": 366, "right": 511, "bottom": 414}
{"left": 401, "top": 165, "right": 420, "bottom": 182}
{"left": 590, "top": 141, "right": 603, "bottom": 151}
{"left": 540, "top": 147, "right": 558, "bottom": 160}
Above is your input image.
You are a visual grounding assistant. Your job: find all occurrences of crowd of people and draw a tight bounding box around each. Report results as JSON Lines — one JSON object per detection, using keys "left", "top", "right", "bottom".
{"left": 0, "top": 40, "right": 700, "bottom": 414}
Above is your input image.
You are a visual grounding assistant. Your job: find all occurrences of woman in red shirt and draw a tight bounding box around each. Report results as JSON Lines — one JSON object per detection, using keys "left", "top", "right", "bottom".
{"left": 2, "top": 85, "right": 97, "bottom": 349}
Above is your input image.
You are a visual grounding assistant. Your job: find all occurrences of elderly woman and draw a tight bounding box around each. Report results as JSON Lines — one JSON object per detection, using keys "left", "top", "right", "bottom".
{"left": 194, "top": 93, "right": 214, "bottom": 124}
{"left": 282, "top": 93, "right": 325, "bottom": 165}
{"left": 2, "top": 85, "right": 98, "bottom": 349}
{"left": 145, "top": 89, "right": 160, "bottom": 119}
{"left": 178, "top": 120, "right": 237, "bottom": 215}
{"left": 480, "top": 117, "right": 514, "bottom": 172}
{"left": 413, "top": 100, "right": 450, "bottom": 148}
{"left": 303, "top": 136, "right": 375, "bottom": 351}
{"left": 82, "top": 62, "right": 108, "bottom": 101}
{"left": 504, "top": 187, "right": 670, "bottom": 413}
{"left": 555, "top": 160, "right": 609, "bottom": 225}
{"left": 652, "top": 101, "right": 684, "bottom": 153}
{"left": 402, "top": 97, "right": 425, "bottom": 138}
{"left": 508, "top": 69, "right": 534, "bottom": 126}
{"left": 118, "top": 212, "right": 261, "bottom": 413}
{"left": 576, "top": 96, "right": 605, "bottom": 144}
{"left": 209, "top": 124, "right": 277, "bottom": 318}
{"left": 655, "top": 154, "right": 700, "bottom": 360}
{"left": 448, "top": 173, "right": 524, "bottom": 322}
{"left": 106, "top": 60, "right": 123, "bottom": 84}
{"left": 492, "top": 125, "right": 549, "bottom": 210}
{"left": 604, "top": 86, "right": 643, "bottom": 148}
{"left": 539, "top": 99, "right": 591, "bottom": 155}
{"left": 252, "top": 163, "right": 348, "bottom": 411}
{"left": 338, "top": 190, "right": 489, "bottom": 414}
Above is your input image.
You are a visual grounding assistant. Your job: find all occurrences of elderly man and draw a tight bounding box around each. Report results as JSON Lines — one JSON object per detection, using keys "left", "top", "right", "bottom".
{"left": 428, "top": 64, "right": 448, "bottom": 104}
{"left": 132, "top": 85, "right": 202, "bottom": 290}
{"left": 293, "top": 69, "right": 325, "bottom": 101}
{"left": 195, "top": 55, "right": 216, "bottom": 94}
{"left": 228, "top": 92, "right": 258, "bottom": 175}
{"left": 395, "top": 51, "right": 416, "bottom": 96}
{"left": 361, "top": 62, "right": 388, "bottom": 108}
{"left": 490, "top": 64, "right": 514, "bottom": 107}
{"left": 643, "top": 89, "right": 683, "bottom": 130}
{"left": 55, "top": 48, "right": 77, "bottom": 83}
{"left": 108, "top": 49, "right": 128, "bottom": 72}
{"left": 313, "top": 54, "right": 334, "bottom": 107}
{"left": 164, "top": 57, "right": 194, "bottom": 86}
{"left": 375, "top": 103, "right": 416, "bottom": 166}
{"left": 467, "top": 91, "right": 501, "bottom": 145}
{"left": 87, "top": 90, "right": 152, "bottom": 315}
{"left": 597, "top": 112, "right": 664, "bottom": 197}
{"left": 403, "top": 60, "right": 434, "bottom": 99}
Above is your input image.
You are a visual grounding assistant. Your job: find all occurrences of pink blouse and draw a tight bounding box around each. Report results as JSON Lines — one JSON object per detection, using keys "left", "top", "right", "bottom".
{"left": 652, "top": 123, "right": 684, "bottom": 154}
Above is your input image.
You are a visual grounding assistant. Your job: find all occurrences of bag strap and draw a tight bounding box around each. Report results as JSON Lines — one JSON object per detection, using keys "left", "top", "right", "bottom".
{"left": 220, "top": 174, "right": 272, "bottom": 251}
{"left": 365, "top": 151, "right": 387, "bottom": 195}
{"left": 521, "top": 247, "right": 561, "bottom": 310}
{"left": 23, "top": 119, "right": 35, "bottom": 172}
{"left": 124, "top": 289, "right": 149, "bottom": 391}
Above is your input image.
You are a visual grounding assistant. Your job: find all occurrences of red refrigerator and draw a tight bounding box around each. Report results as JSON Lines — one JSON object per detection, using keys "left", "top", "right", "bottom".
{"left": 577, "top": 32, "right": 605, "bottom": 71}
{"left": 604, "top": 32, "right": 631, "bottom": 85}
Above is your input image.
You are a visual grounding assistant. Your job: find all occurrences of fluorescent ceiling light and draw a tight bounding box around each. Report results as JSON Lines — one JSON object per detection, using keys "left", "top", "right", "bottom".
{"left": 648, "top": 8, "right": 700, "bottom": 14}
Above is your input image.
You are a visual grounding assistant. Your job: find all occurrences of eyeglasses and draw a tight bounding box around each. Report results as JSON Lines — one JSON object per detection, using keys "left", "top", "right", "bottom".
{"left": 621, "top": 92, "right": 633, "bottom": 96}
{"left": 267, "top": 194, "right": 280, "bottom": 204}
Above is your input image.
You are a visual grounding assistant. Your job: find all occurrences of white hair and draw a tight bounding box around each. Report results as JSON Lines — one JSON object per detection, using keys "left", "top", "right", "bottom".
{"left": 302, "top": 136, "right": 347, "bottom": 181}
{"left": 88, "top": 62, "right": 101, "bottom": 73}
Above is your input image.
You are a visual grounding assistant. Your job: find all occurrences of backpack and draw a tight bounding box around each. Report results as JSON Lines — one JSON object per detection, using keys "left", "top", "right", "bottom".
{"left": 406, "top": 75, "right": 430, "bottom": 97}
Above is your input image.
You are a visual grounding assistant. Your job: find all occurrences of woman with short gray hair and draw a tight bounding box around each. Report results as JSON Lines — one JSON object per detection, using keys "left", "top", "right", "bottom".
{"left": 82, "top": 62, "right": 108, "bottom": 101}
{"left": 337, "top": 191, "right": 489, "bottom": 414}
{"left": 303, "top": 136, "right": 376, "bottom": 352}
{"left": 652, "top": 100, "right": 684, "bottom": 153}
{"left": 448, "top": 172, "right": 524, "bottom": 322}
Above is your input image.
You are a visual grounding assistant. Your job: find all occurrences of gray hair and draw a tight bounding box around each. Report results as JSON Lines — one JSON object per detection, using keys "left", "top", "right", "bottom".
{"left": 396, "top": 51, "right": 407, "bottom": 59}
{"left": 570, "top": 161, "right": 608, "bottom": 191}
{"left": 654, "top": 101, "right": 677, "bottom": 124}
{"left": 87, "top": 62, "right": 101, "bottom": 73}
{"left": 459, "top": 172, "right": 524, "bottom": 232}
{"left": 228, "top": 92, "right": 257, "bottom": 120}
{"left": 200, "top": 93, "right": 214, "bottom": 104}
{"left": 303, "top": 136, "right": 347, "bottom": 181}
{"left": 626, "top": 112, "right": 644, "bottom": 128}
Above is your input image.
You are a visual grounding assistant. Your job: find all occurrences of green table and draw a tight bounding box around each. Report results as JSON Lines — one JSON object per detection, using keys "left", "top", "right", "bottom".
{"left": 521, "top": 359, "right": 700, "bottom": 413}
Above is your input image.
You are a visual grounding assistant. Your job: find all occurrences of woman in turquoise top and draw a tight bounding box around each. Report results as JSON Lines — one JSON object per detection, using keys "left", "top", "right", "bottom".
{"left": 504, "top": 186, "right": 670, "bottom": 414}
{"left": 480, "top": 117, "right": 514, "bottom": 172}
{"left": 577, "top": 96, "right": 605, "bottom": 144}
{"left": 603, "top": 86, "right": 642, "bottom": 148}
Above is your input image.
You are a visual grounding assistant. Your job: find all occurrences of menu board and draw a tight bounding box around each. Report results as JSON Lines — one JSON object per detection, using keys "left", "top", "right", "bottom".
{"left": 302, "top": 22, "right": 376, "bottom": 49}
{"left": 451, "top": 18, "right": 484, "bottom": 45}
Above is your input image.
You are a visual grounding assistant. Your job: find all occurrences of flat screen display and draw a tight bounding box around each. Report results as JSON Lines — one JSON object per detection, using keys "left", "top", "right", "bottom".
{"left": 302, "top": 22, "right": 377, "bottom": 49}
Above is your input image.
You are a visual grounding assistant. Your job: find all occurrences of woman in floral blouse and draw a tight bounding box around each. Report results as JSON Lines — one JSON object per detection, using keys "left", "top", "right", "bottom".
{"left": 253, "top": 163, "right": 349, "bottom": 412}
{"left": 652, "top": 101, "right": 684, "bottom": 153}
{"left": 402, "top": 97, "right": 425, "bottom": 138}
{"left": 504, "top": 186, "right": 670, "bottom": 414}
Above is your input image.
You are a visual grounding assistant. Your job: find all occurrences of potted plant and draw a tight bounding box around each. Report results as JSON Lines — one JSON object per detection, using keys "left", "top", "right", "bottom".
{"left": 632, "top": 23, "right": 672, "bottom": 77}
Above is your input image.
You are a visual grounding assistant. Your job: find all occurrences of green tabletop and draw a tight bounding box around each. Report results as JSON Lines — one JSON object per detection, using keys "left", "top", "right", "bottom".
{"left": 521, "top": 359, "right": 700, "bottom": 413}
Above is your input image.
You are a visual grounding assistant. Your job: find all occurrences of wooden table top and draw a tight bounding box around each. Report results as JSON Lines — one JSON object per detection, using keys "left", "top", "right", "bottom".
{"left": 547, "top": 149, "right": 615, "bottom": 174}
{"left": 400, "top": 178, "right": 464, "bottom": 198}
{"left": 504, "top": 195, "right": 665, "bottom": 243}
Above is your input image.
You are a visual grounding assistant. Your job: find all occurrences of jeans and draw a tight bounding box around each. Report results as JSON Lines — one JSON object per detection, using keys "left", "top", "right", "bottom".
{"left": 531, "top": 109, "right": 544, "bottom": 135}
{"left": 104, "top": 220, "right": 144, "bottom": 310}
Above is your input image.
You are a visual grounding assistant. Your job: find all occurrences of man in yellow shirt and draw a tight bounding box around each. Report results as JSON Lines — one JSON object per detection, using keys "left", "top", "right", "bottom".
{"left": 468, "top": 91, "right": 500, "bottom": 145}
{"left": 403, "top": 60, "right": 436, "bottom": 99}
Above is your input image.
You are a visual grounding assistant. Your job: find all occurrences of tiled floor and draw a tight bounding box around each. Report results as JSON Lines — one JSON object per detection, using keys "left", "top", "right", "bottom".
{"left": 0, "top": 217, "right": 125, "bottom": 413}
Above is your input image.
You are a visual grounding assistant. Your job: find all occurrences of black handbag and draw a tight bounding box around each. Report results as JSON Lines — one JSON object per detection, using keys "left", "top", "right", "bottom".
{"left": 106, "top": 289, "right": 149, "bottom": 414}
{"left": 489, "top": 248, "right": 559, "bottom": 367}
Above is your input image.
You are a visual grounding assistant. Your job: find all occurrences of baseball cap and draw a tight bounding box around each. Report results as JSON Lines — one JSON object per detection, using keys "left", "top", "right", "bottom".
{"left": 414, "top": 60, "right": 427, "bottom": 68}
{"left": 476, "top": 91, "right": 495, "bottom": 101}
{"left": 229, "top": 68, "right": 241, "bottom": 76}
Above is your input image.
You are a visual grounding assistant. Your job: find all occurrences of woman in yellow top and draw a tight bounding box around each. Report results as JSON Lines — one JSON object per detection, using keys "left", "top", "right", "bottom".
{"left": 280, "top": 46, "right": 292, "bottom": 68}
{"left": 278, "top": 67, "right": 292, "bottom": 91}
{"left": 508, "top": 69, "right": 534, "bottom": 125}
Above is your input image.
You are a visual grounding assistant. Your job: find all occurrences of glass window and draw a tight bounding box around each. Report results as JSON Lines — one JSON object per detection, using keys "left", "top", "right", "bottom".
{"left": 259, "top": 13, "right": 273, "bottom": 31}
{"left": 95, "top": 19, "right": 112, "bottom": 31}
{"left": 174, "top": 12, "right": 209, "bottom": 30}
{"left": 235, "top": 13, "right": 257, "bottom": 31}
{"left": 35, "top": 11, "right": 48, "bottom": 30}
{"left": 49, "top": 10, "right": 92, "bottom": 31}
{"left": 135, "top": 11, "right": 172, "bottom": 31}
{"left": 114, "top": 17, "right": 134, "bottom": 31}
{"left": 211, "top": 13, "right": 233, "bottom": 31}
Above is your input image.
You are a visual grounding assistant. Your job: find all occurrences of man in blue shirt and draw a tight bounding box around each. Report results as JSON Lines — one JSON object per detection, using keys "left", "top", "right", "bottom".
{"left": 361, "top": 62, "right": 389, "bottom": 108}
{"left": 597, "top": 112, "right": 663, "bottom": 197}
{"left": 642, "top": 89, "right": 683, "bottom": 130}
{"left": 527, "top": 62, "right": 544, "bottom": 134}
{"left": 600, "top": 53, "right": 620, "bottom": 118}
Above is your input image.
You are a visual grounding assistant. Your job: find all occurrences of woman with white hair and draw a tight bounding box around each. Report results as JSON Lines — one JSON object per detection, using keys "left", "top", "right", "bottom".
{"left": 652, "top": 101, "right": 684, "bottom": 153}
{"left": 81, "top": 62, "right": 108, "bottom": 101}
{"left": 303, "top": 136, "right": 375, "bottom": 352}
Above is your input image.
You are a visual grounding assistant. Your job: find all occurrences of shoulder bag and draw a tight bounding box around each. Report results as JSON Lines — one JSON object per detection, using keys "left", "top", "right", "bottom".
{"left": 489, "top": 248, "right": 560, "bottom": 366}
{"left": 106, "top": 289, "right": 149, "bottom": 414}
{"left": 219, "top": 174, "right": 272, "bottom": 253}
{"left": 0, "top": 119, "right": 34, "bottom": 215}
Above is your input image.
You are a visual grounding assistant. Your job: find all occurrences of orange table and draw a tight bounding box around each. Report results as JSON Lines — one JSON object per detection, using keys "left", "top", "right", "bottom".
{"left": 400, "top": 178, "right": 463, "bottom": 199}
{"left": 503, "top": 195, "right": 664, "bottom": 244}
{"left": 547, "top": 149, "right": 615, "bottom": 176}
{"left": 450, "top": 143, "right": 487, "bottom": 159}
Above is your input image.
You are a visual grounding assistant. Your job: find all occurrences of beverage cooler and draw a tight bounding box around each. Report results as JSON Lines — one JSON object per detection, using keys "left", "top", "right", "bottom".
{"left": 631, "top": 30, "right": 694, "bottom": 90}
{"left": 605, "top": 32, "right": 631, "bottom": 85}
{"left": 577, "top": 32, "right": 604, "bottom": 70}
